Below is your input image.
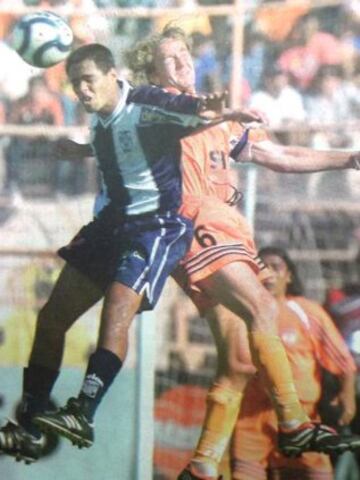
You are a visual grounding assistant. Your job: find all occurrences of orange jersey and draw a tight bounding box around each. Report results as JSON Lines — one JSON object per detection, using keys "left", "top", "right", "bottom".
{"left": 180, "top": 121, "right": 244, "bottom": 204}
{"left": 180, "top": 122, "right": 268, "bottom": 205}
{"left": 176, "top": 122, "right": 270, "bottom": 295}
{"left": 231, "top": 297, "right": 355, "bottom": 479}
{"left": 243, "top": 297, "right": 355, "bottom": 408}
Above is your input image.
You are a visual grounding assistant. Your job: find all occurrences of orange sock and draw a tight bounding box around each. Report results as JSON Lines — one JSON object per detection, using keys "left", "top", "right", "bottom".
{"left": 190, "top": 383, "right": 243, "bottom": 477}
{"left": 249, "top": 331, "right": 309, "bottom": 428}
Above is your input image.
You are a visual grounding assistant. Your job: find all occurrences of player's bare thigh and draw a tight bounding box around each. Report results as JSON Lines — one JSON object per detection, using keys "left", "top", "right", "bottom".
{"left": 40, "top": 263, "right": 104, "bottom": 326}
{"left": 197, "top": 261, "right": 278, "bottom": 333}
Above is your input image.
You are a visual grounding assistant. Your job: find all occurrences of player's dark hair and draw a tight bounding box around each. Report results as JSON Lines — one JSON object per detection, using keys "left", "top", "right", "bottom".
{"left": 66, "top": 43, "right": 115, "bottom": 75}
{"left": 259, "top": 246, "right": 304, "bottom": 296}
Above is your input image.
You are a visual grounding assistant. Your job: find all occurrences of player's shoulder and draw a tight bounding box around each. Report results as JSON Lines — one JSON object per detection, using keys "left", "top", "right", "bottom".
{"left": 127, "top": 84, "right": 200, "bottom": 114}
{"left": 128, "top": 84, "right": 163, "bottom": 102}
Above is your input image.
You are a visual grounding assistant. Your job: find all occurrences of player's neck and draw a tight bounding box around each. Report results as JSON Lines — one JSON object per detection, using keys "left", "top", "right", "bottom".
{"left": 98, "top": 83, "right": 123, "bottom": 118}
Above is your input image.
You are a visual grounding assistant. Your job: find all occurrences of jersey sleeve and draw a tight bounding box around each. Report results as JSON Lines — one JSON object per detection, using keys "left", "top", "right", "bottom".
{"left": 129, "top": 84, "right": 202, "bottom": 115}
{"left": 137, "top": 104, "right": 214, "bottom": 141}
{"left": 298, "top": 298, "right": 356, "bottom": 376}
{"left": 229, "top": 127, "right": 269, "bottom": 162}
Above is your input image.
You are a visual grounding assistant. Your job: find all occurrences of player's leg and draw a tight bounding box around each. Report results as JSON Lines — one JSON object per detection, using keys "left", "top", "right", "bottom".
{"left": 198, "top": 261, "right": 310, "bottom": 429}
{"left": 231, "top": 405, "right": 275, "bottom": 480}
{"left": 34, "top": 212, "right": 194, "bottom": 448}
{"left": 196, "top": 262, "right": 360, "bottom": 457}
{"left": 35, "top": 281, "right": 143, "bottom": 447}
{"left": 180, "top": 305, "right": 256, "bottom": 479}
{"left": 0, "top": 264, "right": 103, "bottom": 463}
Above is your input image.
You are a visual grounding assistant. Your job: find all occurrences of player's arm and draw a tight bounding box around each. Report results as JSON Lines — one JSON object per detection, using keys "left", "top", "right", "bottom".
{"left": 303, "top": 299, "right": 357, "bottom": 426}
{"left": 130, "top": 84, "right": 203, "bottom": 115}
{"left": 336, "top": 370, "right": 357, "bottom": 426}
{"left": 131, "top": 85, "right": 264, "bottom": 122}
{"left": 55, "top": 138, "right": 93, "bottom": 161}
{"left": 235, "top": 139, "right": 360, "bottom": 172}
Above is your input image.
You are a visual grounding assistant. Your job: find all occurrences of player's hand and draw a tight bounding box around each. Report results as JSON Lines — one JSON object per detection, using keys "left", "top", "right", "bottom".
{"left": 221, "top": 107, "right": 267, "bottom": 125}
{"left": 332, "top": 393, "right": 356, "bottom": 426}
{"left": 198, "top": 91, "right": 228, "bottom": 116}
{"left": 349, "top": 152, "right": 360, "bottom": 170}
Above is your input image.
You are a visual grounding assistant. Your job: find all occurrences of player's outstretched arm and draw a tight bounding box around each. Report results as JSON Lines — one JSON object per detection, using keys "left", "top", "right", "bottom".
{"left": 238, "top": 140, "right": 360, "bottom": 172}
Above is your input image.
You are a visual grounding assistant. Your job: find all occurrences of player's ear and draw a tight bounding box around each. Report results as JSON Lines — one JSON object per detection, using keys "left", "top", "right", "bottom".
{"left": 109, "top": 67, "right": 118, "bottom": 79}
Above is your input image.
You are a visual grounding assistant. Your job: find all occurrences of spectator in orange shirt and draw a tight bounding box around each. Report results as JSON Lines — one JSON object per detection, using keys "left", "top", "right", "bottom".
{"left": 278, "top": 13, "right": 343, "bottom": 90}
{"left": 8, "top": 75, "right": 64, "bottom": 126}
{"left": 230, "top": 246, "right": 357, "bottom": 480}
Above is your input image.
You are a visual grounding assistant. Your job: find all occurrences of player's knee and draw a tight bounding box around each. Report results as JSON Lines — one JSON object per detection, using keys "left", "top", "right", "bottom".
{"left": 37, "top": 301, "right": 70, "bottom": 334}
{"left": 251, "top": 292, "right": 278, "bottom": 333}
{"left": 227, "top": 355, "right": 256, "bottom": 378}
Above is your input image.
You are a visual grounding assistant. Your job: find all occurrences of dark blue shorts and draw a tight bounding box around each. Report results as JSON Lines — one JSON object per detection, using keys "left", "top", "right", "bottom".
{"left": 58, "top": 206, "right": 193, "bottom": 311}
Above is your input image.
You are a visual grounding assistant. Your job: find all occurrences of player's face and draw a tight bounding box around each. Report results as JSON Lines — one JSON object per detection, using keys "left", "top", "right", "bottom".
{"left": 151, "top": 38, "right": 196, "bottom": 94}
{"left": 68, "top": 59, "right": 119, "bottom": 116}
{"left": 262, "top": 254, "right": 291, "bottom": 299}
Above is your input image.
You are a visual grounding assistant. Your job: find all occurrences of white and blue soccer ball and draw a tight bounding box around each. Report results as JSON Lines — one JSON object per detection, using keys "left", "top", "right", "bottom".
{"left": 10, "top": 11, "right": 73, "bottom": 68}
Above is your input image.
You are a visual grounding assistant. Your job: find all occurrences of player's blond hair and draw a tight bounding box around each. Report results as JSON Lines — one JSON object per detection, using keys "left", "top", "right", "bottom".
{"left": 125, "top": 25, "right": 192, "bottom": 85}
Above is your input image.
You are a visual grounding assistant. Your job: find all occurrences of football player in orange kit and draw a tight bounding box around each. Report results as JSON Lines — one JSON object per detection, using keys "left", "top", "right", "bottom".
{"left": 125, "top": 26, "right": 360, "bottom": 480}
{"left": 231, "top": 246, "right": 356, "bottom": 480}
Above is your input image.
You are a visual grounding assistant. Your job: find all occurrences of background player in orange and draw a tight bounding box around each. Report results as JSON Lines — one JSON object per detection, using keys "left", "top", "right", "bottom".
{"left": 124, "top": 25, "right": 360, "bottom": 480}
{"left": 230, "top": 246, "right": 357, "bottom": 480}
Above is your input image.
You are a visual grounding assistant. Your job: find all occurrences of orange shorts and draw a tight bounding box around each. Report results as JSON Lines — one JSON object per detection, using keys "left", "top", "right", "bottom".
{"left": 174, "top": 195, "right": 270, "bottom": 313}
{"left": 179, "top": 195, "right": 268, "bottom": 284}
{"left": 231, "top": 400, "right": 333, "bottom": 480}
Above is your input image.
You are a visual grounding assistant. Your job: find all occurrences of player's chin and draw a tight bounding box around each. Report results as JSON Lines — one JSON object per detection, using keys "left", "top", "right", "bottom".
{"left": 82, "top": 102, "right": 95, "bottom": 112}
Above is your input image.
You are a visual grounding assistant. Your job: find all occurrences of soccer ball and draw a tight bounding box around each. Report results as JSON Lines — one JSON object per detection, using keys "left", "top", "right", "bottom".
{"left": 10, "top": 11, "right": 73, "bottom": 68}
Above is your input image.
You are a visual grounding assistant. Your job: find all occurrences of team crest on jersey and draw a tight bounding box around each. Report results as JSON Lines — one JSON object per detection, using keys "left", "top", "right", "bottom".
{"left": 118, "top": 130, "right": 134, "bottom": 153}
{"left": 139, "top": 106, "right": 182, "bottom": 125}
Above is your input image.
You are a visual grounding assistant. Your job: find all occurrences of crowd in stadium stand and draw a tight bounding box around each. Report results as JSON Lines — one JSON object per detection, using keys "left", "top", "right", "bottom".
{"left": 0, "top": 0, "right": 359, "bottom": 197}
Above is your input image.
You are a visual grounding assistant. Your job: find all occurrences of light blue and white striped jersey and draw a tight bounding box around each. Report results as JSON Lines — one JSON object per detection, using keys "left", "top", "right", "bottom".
{"left": 91, "top": 80, "right": 208, "bottom": 216}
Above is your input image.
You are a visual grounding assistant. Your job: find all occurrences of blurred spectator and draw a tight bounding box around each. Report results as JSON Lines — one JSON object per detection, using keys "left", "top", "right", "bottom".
{"left": 248, "top": 65, "right": 306, "bottom": 129}
{"left": 278, "top": 13, "right": 343, "bottom": 90}
{"left": 8, "top": 75, "right": 64, "bottom": 126}
{"left": 191, "top": 32, "right": 221, "bottom": 93}
{"left": 254, "top": 0, "right": 310, "bottom": 43}
{"left": 0, "top": 0, "right": 23, "bottom": 39}
{"left": 155, "top": 0, "right": 212, "bottom": 37}
{"left": 304, "top": 65, "right": 360, "bottom": 153}
{"left": 242, "top": 29, "right": 267, "bottom": 92}
{"left": 5, "top": 76, "right": 64, "bottom": 193}
{"left": 326, "top": 283, "right": 360, "bottom": 373}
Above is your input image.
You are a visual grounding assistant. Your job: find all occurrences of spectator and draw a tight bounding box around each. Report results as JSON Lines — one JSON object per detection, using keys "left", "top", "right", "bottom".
{"left": 305, "top": 65, "right": 360, "bottom": 129}
{"left": 242, "top": 29, "right": 267, "bottom": 92}
{"left": 278, "top": 13, "right": 343, "bottom": 90}
{"left": 248, "top": 65, "right": 306, "bottom": 129}
{"left": 192, "top": 32, "right": 222, "bottom": 93}
{"left": 8, "top": 75, "right": 64, "bottom": 126}
{"left": 5, "top": 76, "right": 64, "bottom": 192}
